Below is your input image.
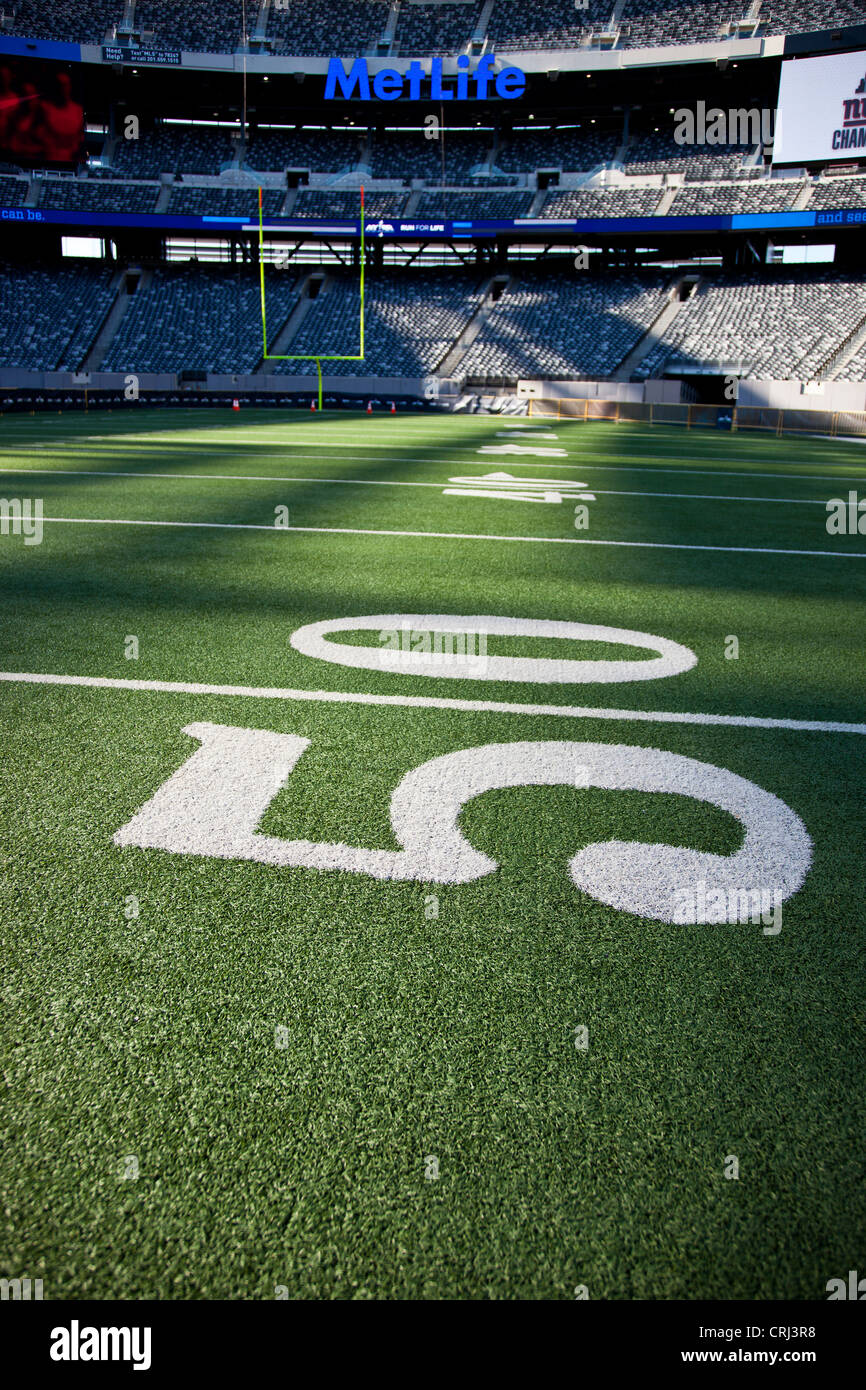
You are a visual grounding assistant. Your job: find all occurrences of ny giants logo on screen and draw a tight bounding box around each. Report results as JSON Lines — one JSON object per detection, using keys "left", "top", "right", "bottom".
{"left": 324, "top": 55, "right": 526, "bottom": 102}
{"left": 834, "top": 72, "right": 866, "bottom": 150}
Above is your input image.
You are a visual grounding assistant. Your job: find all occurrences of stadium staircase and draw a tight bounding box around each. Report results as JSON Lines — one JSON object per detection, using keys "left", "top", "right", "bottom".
{"left": 593, "top": 0, "right": 626, "bottom": 49}
{"left": 653, "top": 186, "right": 678, "bottom": 216}
{"left": 117, "top": 1, "right": 136, "bottom": 41}
{"left": 82, "top": 266, "right": 150, "bottom": 372}
{"left": 730, "top": 1, "right": 762, "bottom": 39}
{"left": 472, "top": 1, "right": 495, "bottom": 51}
{"left": 792, "top": 179, "right": 814, "bottom": 210}
{"left": 100, "top": 132, "right": 120, "bottom": 168}
{"left": 256, "top": 270, "right": 324, "bottom": 371}
{"left": 614, "top": 274, "right": 701, "bottom": 380}
{"left": 383, "top": 1, "right": 401, "bottom": 55}
{"left": 436, "top": 273, "right": 511, "bottom": 377}
{"left": 251, "top": 0, "right": 272, "bottom": 46}
{"left": 811, "top": 309, "right": 866, "bottom": 382}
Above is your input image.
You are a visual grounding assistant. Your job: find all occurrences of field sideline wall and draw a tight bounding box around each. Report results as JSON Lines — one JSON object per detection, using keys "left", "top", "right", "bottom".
{"left": 528, "top": 398, "right": 866, "bottom": 437}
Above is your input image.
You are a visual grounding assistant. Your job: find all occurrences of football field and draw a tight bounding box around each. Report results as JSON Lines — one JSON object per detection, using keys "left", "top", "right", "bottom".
{"left": 1, "top": 408, "right": 865, "bottom": 1300}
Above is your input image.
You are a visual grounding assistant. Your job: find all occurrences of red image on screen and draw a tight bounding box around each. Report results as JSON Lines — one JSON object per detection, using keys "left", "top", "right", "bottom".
{"left": 0, "top": 59, "right": 85, "bottom": 167}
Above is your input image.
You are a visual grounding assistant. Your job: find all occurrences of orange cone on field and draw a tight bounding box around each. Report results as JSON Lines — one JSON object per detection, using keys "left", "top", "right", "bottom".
{"left": 366, "top": 401, "right": 373, "bottom": 414}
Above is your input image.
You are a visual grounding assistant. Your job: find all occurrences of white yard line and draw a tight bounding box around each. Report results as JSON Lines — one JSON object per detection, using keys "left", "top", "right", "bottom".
{"left": 0, "top": 466, "right": 444, "bottom": 489}
{"left": 7, "top": 443, "right": 865, "bottom": 488}
{"left": 492, "top": 460, "right": 866, "bottom": 485}
{"left": 1, "top": 669, "right": 863, "bottom": 736}
{"left": 28, "top": 515, "right": 866, "bottom": 558}
{"left": 3, "top": 415, "right": 865, "bottom": 459}
{"left": 0, "top": 466, "right": 839, "bottom": 507}
{"left": 576, "top": 487, "right": 829, "bottom": 506}
{"left": 36, "top": 425, "right": 859, "bottom": 463}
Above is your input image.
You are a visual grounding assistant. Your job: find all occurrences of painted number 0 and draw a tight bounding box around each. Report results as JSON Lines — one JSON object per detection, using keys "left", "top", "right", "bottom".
{"left": 112, "top": 616, "right": 812, "bottom": 921}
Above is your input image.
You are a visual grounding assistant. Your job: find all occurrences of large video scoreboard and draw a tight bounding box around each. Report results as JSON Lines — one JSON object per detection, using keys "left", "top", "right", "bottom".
{"left": 0, "top": 56, "right": 84, "bottom": 168}
{"left": 775, "top": 47, "right": 866, "bottom": 165}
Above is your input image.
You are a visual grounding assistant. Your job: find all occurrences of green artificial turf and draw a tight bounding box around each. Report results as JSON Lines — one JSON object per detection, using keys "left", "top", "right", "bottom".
{"left": 1, "top": 410, "right": 864, "bottom": 1299}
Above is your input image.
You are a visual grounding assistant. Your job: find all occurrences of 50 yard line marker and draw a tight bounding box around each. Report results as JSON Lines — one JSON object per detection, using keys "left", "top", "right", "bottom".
{"left": 258, "top": 184, "right": 365, "bottom": 413}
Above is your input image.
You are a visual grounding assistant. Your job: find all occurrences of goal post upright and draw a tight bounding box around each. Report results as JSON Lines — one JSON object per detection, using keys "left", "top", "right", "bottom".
{"left": 258, "top": 184, "right": 366, "bottom": 413}
{"left": 359, "top": 183, "right": 365, "bottom": 362}
{"left": 258, "top": 185, "right": 268, "bottom": 364}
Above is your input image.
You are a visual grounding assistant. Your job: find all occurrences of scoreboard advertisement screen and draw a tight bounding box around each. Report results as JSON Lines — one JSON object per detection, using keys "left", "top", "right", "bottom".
{"left": 774, "top": 48, "right": 866, "bottom": 165}
{"left": 0, "top": 57, "right": 84, "bottom": 167}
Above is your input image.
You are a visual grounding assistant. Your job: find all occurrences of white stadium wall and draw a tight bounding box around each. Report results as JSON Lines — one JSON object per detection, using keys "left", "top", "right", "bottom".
{"left": 737, "top": 380, "right": 866, "bottom": 413}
